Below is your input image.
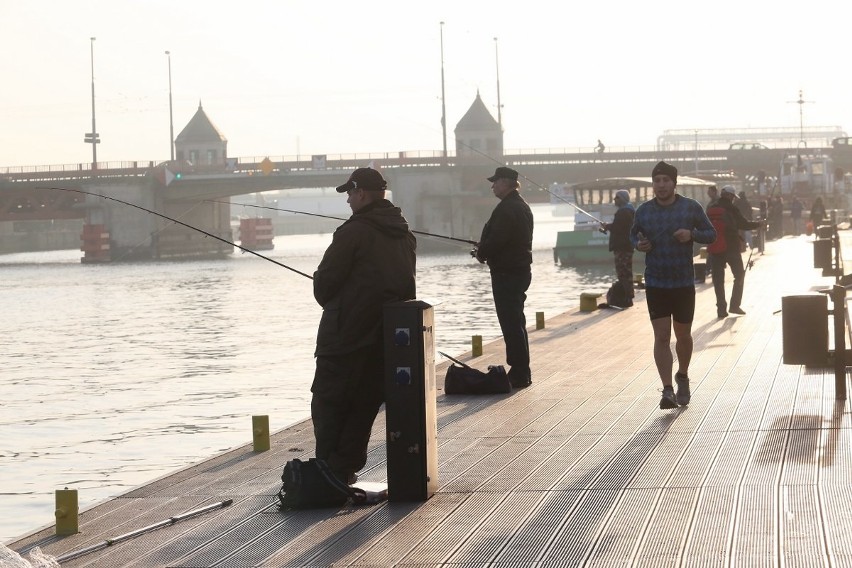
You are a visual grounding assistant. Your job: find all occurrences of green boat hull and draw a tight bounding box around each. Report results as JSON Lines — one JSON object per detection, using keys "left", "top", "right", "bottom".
{"left": 552, "top": 230, "right": 644, "bottom": 267}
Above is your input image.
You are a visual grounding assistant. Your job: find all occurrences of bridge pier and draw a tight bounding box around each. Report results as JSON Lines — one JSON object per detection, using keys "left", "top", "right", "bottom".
{"left": 80, "top": 180, "right": 233, "bottom": 262}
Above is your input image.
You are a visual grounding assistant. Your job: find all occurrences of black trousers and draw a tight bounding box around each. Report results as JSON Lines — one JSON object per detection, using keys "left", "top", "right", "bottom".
{"left": 311, "top": 344, "right": 384, "bottom": 479}
{"left": 490, "top": 270, "right": 531, "bottom": 373}
{"left": 710, "top": 249, "right": 746, "bottom": 314}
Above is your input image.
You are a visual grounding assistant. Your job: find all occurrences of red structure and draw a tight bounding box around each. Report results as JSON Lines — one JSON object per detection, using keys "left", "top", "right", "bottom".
{"left": 80, "top": 223, "right": 111, "bottom": 263}
{"left": 238, "top": 217, "right": 274, "bottom": 251}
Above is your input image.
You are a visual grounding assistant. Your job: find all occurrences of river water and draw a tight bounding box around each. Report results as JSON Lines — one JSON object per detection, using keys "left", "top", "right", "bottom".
{"left": 0, "top": 203, "right": 614, "bottom": 543}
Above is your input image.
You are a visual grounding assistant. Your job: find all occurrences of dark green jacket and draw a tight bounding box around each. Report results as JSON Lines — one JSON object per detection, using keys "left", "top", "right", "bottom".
{"left": 313, "top": 199, "right": 416, "bottom": 356}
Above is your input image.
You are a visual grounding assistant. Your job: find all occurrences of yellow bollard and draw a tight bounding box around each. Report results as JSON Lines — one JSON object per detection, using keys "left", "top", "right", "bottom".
{"left": 472, "top": 335, "right": 482, "bottom": 357}
{"left": 580, "top": 292, "right": 603, "bottom": 312}
{"left": 55, "top": 488, "right": 78, "bottom": 536}
{"left": 536, "top": 311, "right": 545, "bottom": 330}
{"left": 252, "top": 415, "right": 270, "bottom": 452}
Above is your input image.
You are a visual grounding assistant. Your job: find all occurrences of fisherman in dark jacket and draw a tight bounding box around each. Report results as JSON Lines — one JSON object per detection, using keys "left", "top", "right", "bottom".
{"left": 706, "top": 185, "right": 761, "bottom": 319}
{"left": 312, "top": 167, "right": 416, "bottom": 484}
{"left": 473, "top": 166, "right": 534, "bottom": 388}
{"left": 600, "top": 189, "right": 635, "bottom": 306}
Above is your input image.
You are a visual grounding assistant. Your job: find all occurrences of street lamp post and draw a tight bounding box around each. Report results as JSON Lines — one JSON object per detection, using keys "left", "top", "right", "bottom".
{"left": 494, "top": 37, "right": 502, "bottom": 130}
{"left": 439, "top": 21, "right": 448, "bottom": 165}
{"left": 85, "top": 37, "right": 100, "bottom": 174}
{"left": 166, "top": 50, "right": 175, "bottom": 162}
{"left": 694, "top": 130, "right": 699, "bottom": 173}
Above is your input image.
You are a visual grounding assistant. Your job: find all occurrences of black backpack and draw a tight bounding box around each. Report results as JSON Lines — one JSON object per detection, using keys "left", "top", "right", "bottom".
{"left": 605, "top": 281, "right": 630, "bottom": 308}
{"left": 276, "top": 458, "right": 366, "bottom": 510}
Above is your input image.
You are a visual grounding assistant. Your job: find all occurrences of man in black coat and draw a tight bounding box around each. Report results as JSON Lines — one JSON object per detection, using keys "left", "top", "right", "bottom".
{"left": 706, "top": 185, "right": 761, "bottom": 318}
{"left": 312, "top": 167, "right": 416, "bottom": 484}
{"left": 474, "top": 167, "right": 534, "bottom": 388}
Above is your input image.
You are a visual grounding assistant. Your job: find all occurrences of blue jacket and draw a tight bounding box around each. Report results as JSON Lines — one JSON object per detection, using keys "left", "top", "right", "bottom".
{"left": 630, "top": 195, "right": 716, "bottom": 288}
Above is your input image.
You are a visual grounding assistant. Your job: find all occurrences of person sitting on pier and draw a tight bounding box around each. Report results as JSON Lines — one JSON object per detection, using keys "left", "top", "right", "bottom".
{"left": 311, "top": 167, "right": 417, "bottom": 485}
{"left": 631, "top": 161, "right": 716, "bottom": 409}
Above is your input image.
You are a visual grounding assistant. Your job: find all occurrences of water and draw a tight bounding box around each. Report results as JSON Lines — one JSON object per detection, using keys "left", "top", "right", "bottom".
{"left": 0, "top": 204, "right": 614, "bottom": 544}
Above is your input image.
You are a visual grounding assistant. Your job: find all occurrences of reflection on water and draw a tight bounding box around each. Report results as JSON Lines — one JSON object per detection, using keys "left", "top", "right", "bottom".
{"left": 0, "top": 204, "right": 617, "bottom": 543}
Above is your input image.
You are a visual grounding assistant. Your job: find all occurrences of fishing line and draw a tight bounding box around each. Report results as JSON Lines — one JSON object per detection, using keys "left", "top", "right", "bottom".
{"left": 113, "top": 200, "right": 208, "bottom": 263}
{"left": 452, "top": 138, "right": 606, "bottom": 223}
{"left": 217, "top": 201, "right": 477, "bottom": 246}
{"left": 40, "top": 187, "right": 313, "bottom": 280}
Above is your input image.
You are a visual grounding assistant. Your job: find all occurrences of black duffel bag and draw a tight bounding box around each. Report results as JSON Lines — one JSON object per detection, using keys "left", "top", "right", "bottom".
{"left": 440, "top": 351, "right": 511, "bottom": 395}
{"left": 277, "top": 458, "right": 366, "bottom": 510}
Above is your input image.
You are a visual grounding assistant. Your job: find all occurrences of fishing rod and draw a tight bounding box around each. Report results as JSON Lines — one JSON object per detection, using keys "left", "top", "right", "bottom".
{"left": 55, "top": 499, "right": 233, "bottom": 563}
{"left": 215, "top": 201, "right": 477, "bottom": 246}
{"left": 40, "top": 187, "right": 313, "bottom": 280}
{"left": 454, "top": 138, "right": 606, "bottom": 224}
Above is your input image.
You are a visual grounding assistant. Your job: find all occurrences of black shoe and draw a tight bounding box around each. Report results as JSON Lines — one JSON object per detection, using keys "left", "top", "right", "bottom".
{"left": 508, "top": 367, "right": 532, "bottom": 389}
{"left": 717, "top": 311, "right": 728, "bottom": 319}
{"left": 729, "top": 307, "right": 746, "bottom": 315}
{"left": 675, "top": 372, "right": 691, "bottom": 406}
{"left": 660, "top": 386, "right": 677, "bottom": 409}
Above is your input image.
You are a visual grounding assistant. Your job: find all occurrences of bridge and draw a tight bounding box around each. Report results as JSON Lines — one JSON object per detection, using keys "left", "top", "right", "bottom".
{"left": 2, "top": 141, "right": 850, "bottom": 260}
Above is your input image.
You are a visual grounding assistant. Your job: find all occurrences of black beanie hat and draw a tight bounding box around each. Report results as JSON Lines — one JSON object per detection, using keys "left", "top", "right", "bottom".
{"left": 651, "top": 161, "right": 678, "bottom": 184}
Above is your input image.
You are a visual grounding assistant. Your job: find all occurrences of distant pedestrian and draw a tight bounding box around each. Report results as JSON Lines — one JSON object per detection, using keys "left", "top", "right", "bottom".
{"left": 473, "top": 166, "right": 534, "bottom": 389}
{"left": 790, "top": 196, "right": 804, "bottom": 236}
{"left": 706, "top": 185, "right": 719, "bottom": 207}
{"left": 768, "top": 196, "right": 784, "bottom": 239}
{"left": 736, "top": 190, "right": 755, "bottom": 248}
{"left": 706, "top": 186, "right": 762, "bottom": 319}
{"left": 600, "top": 189, "right": 635, "bottom": 307}
{"left": 810, "top": 196, "right": 827, "bottom": 229}
{"left": 631, "top": 161, "right": 716, "bottom": 410}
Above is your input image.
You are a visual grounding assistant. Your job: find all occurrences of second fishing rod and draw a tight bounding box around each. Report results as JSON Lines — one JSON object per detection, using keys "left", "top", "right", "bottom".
{"left": 212, "top": 201, "right": 478, "bottom": 247}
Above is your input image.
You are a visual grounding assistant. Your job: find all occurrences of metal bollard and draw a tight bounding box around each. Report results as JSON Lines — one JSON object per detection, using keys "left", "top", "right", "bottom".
{"left": 55, "top": 488, "right": 79, "bottom": 536}
{"left": 536, "top": 311, "right": 545, "bottom": 330}
{"left": 252, "top": 415, "right": 270, "bottom": 452}
{"left": 472, "top": 335, "right": 482, "bottom": 357}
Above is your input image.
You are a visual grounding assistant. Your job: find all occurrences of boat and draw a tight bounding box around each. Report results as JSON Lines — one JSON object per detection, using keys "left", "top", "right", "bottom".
{"left": 552, "top": 175, "right": 717, "bottom": 266}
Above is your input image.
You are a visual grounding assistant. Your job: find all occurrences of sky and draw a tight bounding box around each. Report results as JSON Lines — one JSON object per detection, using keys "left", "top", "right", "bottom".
{"left": 2, "top": 0, "right": 851, "bottom": 168}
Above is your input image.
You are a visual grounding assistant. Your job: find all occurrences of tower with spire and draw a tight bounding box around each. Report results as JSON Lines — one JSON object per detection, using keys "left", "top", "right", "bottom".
{"left": 453, "top": 91, "right": 503, "bottom": 165}
{"left": 175, "top": 101, "right": 228, "bottom": 168}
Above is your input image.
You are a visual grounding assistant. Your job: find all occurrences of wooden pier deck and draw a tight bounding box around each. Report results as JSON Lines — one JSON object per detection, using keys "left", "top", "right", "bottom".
{"left": 9, "top": 235, "right": 852, "bottom": 567}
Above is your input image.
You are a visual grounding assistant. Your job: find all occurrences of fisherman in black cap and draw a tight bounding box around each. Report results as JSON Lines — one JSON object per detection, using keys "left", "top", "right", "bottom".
{"left": 311, "top": 167, "right": 416, "bottom": 485}
{"left": 472, "top": 166, "right": 534, "bottom": 388}
{"left": 631, "top": 161, "right": 716, "bottom": 410}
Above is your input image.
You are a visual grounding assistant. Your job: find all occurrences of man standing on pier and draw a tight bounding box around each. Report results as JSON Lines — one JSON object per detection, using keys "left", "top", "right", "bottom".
{"left": 473, "top": 166, "right": 535, "bottom": 389}
{"left": 631, "top": 161, "right": 716, "bottom": 409}
{"left": 706, "top": 185, "right": 762, "bottom": 318}
{"left": 600, "top": 189, "right": 635, "bottom": 307}
{"left": 311, "top": 167, "right": 417, "bottom": 484}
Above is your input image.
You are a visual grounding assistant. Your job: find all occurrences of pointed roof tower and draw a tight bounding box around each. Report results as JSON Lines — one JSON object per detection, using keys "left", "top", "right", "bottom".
{"left": 453, "top": 91, "right": 503, "bottom": 164}
{"left": 174, "top": 101, "right": 228, "bottom": 166}
{"left": 454, "top": 91, "right": 501, "bottom": 132}
{"left": 175, "top": 101, "right": 227, "bottom": 144}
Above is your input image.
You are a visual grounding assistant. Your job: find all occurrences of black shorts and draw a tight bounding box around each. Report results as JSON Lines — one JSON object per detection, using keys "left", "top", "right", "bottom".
{"left": 645, "top": 286, "right": 696, "bottom": 324}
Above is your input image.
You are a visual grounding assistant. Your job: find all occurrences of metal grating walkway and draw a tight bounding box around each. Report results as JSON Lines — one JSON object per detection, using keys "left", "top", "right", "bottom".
{"left": 9, "top": 235, "right": 852, "bottom": 567}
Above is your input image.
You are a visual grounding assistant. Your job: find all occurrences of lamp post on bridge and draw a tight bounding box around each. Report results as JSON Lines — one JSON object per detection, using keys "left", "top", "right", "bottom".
{"left": 166, "top": 50, "right": 175, "bottom": 162}
{"left": 439, "top": 21, "right": 448, "bottom": 166}
{"left": 84, "top": 37, "right": 100, "bottom": 175}
{"left": 494, "top": 37, "right": 503, "bottom": 131}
